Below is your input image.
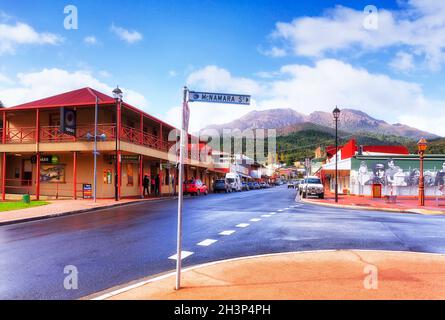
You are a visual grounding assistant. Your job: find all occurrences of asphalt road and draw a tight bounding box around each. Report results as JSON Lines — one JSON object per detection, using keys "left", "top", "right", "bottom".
{"left": 1, "top": 186, "right": 445, "bottom": 299}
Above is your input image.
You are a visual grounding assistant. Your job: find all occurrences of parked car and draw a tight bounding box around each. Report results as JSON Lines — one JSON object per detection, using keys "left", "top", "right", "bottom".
{"left": 260, "top": 182, "right": 267, "bottom": 188}
{"left": 247, "top": 181, "right": 255, "bottom": 190}
{"left": 213, "top": 179, "right": 230, "bottom": 193}
{"left": 226, "top": 173, "right": 242, "bottom": 192}
{"left": 241, "top": 181, "right": 249, "bottom": 191}
{"left": 184, "top": 179, "right": 208, "bottom": 196}
{"left": 287, "top": 181, "right": 295, "bottom": 188}
{"left": 299, "top": 176, "right": 324, "bottom": 199}
{"left": 253, "top": 182, "right": 261, "bottom": 189}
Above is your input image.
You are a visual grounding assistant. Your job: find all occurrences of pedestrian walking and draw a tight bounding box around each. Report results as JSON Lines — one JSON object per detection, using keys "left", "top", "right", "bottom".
{"left": 151, "top": 176, "right": 156, "bottom": 195}
{"left": 155, "top": 174, "right": 160, "bottom": 196}
{"left": 143, "top": 175, "right": 150, "bottom": 197}
{"left": 171, "top": 175, "right": 175, "bottom": 196}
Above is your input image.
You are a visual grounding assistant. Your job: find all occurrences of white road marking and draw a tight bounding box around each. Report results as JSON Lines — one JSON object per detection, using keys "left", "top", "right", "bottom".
{"left": 261, "top": 214, "right": 271, "bottom": 218}
{"left": 250, "top": 218, "right": 261, "bottom": 222}
{"left": 277, "top": 209, "right": 284, "bottom": 212}
{"left": 197, "top": 239, "right": 218, "bottom": 246}
{"left": 219, "top": 230, "right": 236, "bottom": 236}
{"left": 236, "top": 223, "right": 250, "bottom": 228}
{"left": 168, "top": 251, "right": 194, "bottom": 260}
{"left": 270, "top": 212, "right": 276, "bottom": 215}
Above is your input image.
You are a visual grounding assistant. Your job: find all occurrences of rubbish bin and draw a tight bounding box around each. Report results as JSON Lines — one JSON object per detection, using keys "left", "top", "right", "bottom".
{"left": 22, "top": 194, "right": 30, "bottom": 204}
{"left": 372, "top": 184, "right": 382, "bottom": 198}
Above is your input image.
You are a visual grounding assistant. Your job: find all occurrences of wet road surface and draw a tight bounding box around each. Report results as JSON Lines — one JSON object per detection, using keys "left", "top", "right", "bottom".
{"left": 1, "top": 186, "right": 445, "bottom": 299}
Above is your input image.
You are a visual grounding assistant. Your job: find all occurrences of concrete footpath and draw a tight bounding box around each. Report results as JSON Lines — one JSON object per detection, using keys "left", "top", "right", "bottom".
{"left": 300, "top": 194, "right": 445, "bottom": 215}
{"left": 91, "top": 250, "right": 445, "bottom": 300}
{"left": 0, "top": 196, "right": 177, "bottom": 225}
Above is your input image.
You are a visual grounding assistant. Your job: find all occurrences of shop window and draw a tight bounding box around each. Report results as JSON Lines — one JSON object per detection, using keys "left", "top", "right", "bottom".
{"left": 22, "top": 160, "right": 32, "bottom": 186}
{"left": 127, "top": 163, "right": 134, "bottom": 186}
{"left": 40, "top": 164, "right": 65, "bottom": 183}
{"left": 49, "top": 113, "right": 60, "bottom": 127}
{"left": 103, "top": 170, "right": 112, "bottom": 184}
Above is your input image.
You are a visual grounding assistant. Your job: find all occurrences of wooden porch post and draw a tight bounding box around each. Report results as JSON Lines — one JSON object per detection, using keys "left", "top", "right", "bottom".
{"left": 139, "top": 155, "right": 143, "bottom": 198}
{"left": 159, "top": 122, "right": 163, "bottom": 150}
{"left": 117, "top": 102, "right": 122, "bottom": 200}
{"left": 140, "top": 113, "right": 144, "bottom": 144}
{"left": 2, "top": 152, "right": 5, "bottom": 201}
{"left": 35, "top": 109, "right": 40, "bottom": 201}
{"left": 2, "top": 110, "right": 6, "bottom": 201}
{"left": 73, "top": 151, "right": 77, "bottom": 200}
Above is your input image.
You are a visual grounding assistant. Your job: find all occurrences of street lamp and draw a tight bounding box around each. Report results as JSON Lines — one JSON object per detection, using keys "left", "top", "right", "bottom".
{"left": 113, "top": 86, "right": 123, "bottom": 201}
{"left": 417, "top": 137, "right": 428, "bottom": 206}
{"left": 333, "top": 106, "right": 341, "bottom": 203}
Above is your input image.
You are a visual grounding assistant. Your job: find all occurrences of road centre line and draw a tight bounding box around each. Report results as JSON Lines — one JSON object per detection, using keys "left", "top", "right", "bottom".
{"left": 236, "top": 223, "right": 250, "bottom": 228}
{"left": 219, "top": 230, "right": 236, "bottom": 236}
{"left": 168, "top": 251, "right": 194, "bottom": 260}
{"left": 197, "top": 239, "right": 218, "bottom": 246}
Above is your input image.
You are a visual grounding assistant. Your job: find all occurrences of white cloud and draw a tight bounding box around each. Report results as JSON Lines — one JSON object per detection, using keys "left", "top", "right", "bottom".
{"left": 0, "top": 73, "right": 13, "bottom": 84}
{"left": 260, "top": 46, "right": 287, "bottom": 57}
{"left": 110, "top": 23, "right": 143, "bottom": 44}
{"left": 267, "top": 1, "right": 445, "bottom": 70}
{"left": 166, "top": 60, "right": 445, "bottom": 136}
{"left": 84, "top": 36, "right": 98, "bottom": 45}
{"left": 0, "top": 21, "right": 62, "bottom": 54}
{"left": 0, "top": 68, "right": 148, "bottom": 110}
{"left": 261, "top": 59, "right": 425, "bottom": 121}
{"left": 171, "top": 66, "right": 261, "bottom": 132}
{"left": 389, "top": 51, "right": 415, "bottom": 72}
{"left": 187, "top": 65, "right": 262, "bottom": 95}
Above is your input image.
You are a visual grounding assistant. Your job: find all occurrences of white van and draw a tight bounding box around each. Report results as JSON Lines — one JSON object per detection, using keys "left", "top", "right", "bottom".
{"left": 226, "top": 173, "right": 242, "bottom": 192}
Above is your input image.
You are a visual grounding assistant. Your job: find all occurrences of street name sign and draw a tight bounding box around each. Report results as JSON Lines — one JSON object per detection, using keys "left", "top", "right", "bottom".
{"left": 188, "top": 91, "right": 251, "bottom": 105}
{"left": 175, "top": 87, "right": 252, "bottom": 291}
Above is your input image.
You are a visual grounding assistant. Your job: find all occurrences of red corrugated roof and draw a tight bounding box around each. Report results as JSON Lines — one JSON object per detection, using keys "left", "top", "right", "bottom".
{"left": 363, "top": 145, "right": 409, "bottom": 154}
{"left": 7, "top": 87, "right": 115, "bottom": 110}
{"left": 5, "top": 87, "right": 181, "bottom": 131}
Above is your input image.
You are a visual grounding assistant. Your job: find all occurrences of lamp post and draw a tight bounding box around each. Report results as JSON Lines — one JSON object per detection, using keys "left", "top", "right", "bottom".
{"left": 333, "top": 107, "right": 341, "bottom": 203}
{"left": 112, "top": 86, "right": 123, "bottom": 201}
{"left": 417, "top": 138, "right": 428, "bottom": 206}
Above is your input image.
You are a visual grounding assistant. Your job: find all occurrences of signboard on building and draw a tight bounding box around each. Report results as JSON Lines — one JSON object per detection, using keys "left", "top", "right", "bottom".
{"left": 31, "top": 155, "right": 59, "bottom": 164}
{"left": 82, "top": 184, "right": 92, "bottom": 199}
{"left": 108, "top": 155, "right": 139, "bottom": 163}
{"left": 188, "top": 91, "right": 251, "bottom": 105}
{"left": 60, "top": 107, "right": 77, "bottom": 136}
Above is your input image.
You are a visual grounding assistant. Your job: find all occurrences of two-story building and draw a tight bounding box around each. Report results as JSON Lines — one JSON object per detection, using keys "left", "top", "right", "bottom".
{"left": 0, "top": 87, "right": 221, "bottom": 200}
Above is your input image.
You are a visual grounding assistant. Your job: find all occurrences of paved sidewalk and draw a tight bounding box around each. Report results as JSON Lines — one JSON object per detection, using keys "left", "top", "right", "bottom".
{"left": 0, "top": 197, "right": 175, "bottom": 225}
{"left": 302, "top": 194, "right": 445, "bottom": 215}
{"left": 92, "top": 250, "right": 445, "bottom": 300}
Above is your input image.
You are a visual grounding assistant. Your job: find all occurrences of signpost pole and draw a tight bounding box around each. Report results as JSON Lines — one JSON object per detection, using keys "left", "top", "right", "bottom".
{"left": 175, "top": 86, "right": 188, "bottom": 290}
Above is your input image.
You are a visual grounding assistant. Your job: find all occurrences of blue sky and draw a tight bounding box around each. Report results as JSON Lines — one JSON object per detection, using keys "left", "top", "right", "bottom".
{"left": 1, "top": 0, "right": 445, "bottom": 135}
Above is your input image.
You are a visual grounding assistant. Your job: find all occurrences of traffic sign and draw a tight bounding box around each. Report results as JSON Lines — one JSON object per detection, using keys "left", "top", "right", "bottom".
{"left": 188, "top": 91, "right": 251, "bottom": 105}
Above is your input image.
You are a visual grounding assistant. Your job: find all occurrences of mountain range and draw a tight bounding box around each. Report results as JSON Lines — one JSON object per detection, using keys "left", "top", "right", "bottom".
{"left": 204, "top": 108, "right": 438, "bottom": 140}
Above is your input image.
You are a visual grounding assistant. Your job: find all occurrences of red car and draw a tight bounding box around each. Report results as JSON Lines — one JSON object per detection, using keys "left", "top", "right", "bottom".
{"left": 184, "top": 179, "right": 208, "bottom": 196}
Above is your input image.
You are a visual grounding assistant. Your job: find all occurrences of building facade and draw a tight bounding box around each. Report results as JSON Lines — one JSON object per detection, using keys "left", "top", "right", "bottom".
{"left": 0, "top": 88, "right": 221, "bottom": 200}
{"left": 316, "top": 138, "right": 445, "bottom": 197}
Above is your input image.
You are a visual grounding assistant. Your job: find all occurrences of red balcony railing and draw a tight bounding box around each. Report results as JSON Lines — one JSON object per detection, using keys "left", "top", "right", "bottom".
{"left": 120, "top": 125, "right": 173, "bottom": 151}
{"left": 1, "top": 124, "right": 173, "bottom": 152}
{"left": 40, "top": 124, "right": 116, "bottom": 143}
{"left": 6, "top": 127, "right": 37, "bottom": 144}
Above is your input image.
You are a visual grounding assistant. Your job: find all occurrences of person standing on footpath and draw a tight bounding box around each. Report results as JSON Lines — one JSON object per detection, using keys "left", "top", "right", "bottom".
{"left": 143, "top": 175, "right": 150, "bottom": 198}
{"left": 155, "top": 174, "right": 160, "bottom": 196}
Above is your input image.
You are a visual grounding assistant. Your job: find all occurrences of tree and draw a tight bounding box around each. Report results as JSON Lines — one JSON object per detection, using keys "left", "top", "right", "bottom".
{"left": 0, "top": 100, "right": 4, "bottom": 108}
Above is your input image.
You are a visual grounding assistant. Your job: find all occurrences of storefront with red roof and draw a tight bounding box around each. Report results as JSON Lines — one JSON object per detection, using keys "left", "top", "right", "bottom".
{"left": 0, "top": 88, "right": 220, "bottom": 200}
{"left": 317, "top": 139, "right": 445, "bottom": 197}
